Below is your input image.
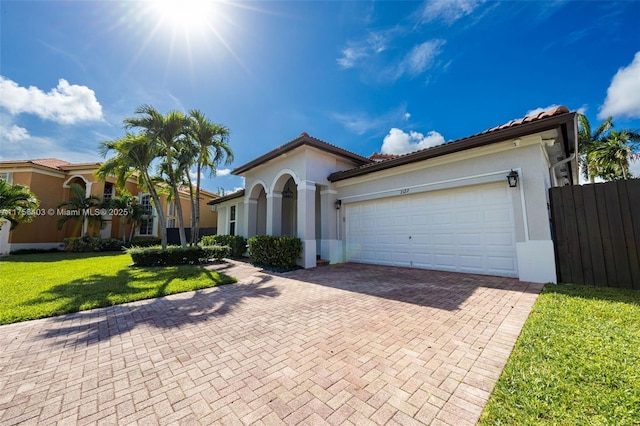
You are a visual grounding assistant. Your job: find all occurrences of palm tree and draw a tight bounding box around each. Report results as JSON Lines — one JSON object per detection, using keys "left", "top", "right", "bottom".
{"left": 57, "top": 183, "right": 102, "bottom": 237}
{"left": 587, "top": 129, "right": 640, "bottom": 180}
{"left": 127, "top": 199, "right": 147, "bottom": 243}
{"left": 96, "top": 133, "right": 169, "bottom": 249}
{"left": 577, "top": 113, "right": 613, "bottom": 182}
{"left": 108, "top": 194, "right": 135, "bottom": 243}
{"left": 187, "top": 109, "right": 232, "bottom": 244}
{"left": 0, "top": 179, "right": 39, "bottom": 230}
{"left": 124, "top": 105, "right": 190, "bottom": 248}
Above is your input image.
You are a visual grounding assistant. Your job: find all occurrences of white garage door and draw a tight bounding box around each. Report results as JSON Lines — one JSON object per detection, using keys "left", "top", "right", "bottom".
{"left": 345, "top": 182, "right": 517, "bottom": 277}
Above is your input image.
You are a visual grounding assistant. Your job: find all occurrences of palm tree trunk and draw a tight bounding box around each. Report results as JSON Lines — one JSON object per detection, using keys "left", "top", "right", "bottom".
{"left": 143, "top": 171, "right": 168, "bottom": 249}
{"left": 187, "top": 179, "right": 197, "bottom": 246}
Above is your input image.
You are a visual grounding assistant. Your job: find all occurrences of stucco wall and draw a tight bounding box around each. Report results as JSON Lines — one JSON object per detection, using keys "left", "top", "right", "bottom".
{"left": 9, "top": 170, "right": 67, "bottom": 245}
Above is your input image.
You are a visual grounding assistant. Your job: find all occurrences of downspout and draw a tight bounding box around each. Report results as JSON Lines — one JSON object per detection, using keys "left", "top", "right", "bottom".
{"left": 550, "top": 152, "right": 576, "bottom": 187}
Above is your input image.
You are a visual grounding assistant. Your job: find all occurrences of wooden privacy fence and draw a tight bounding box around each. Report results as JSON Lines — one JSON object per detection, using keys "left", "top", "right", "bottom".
{"left": 549, "top": 179, "right": 640, "bottom": 289}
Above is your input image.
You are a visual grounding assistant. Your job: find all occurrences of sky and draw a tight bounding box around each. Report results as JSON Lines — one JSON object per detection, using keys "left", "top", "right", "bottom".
{"left": 1, "top": 0, "right": 639, "bottom": 193}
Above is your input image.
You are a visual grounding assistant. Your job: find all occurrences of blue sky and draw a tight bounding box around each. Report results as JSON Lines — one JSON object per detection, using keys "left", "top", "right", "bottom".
{"left": 1, "top": 0, "right": 639, "bottom": 192}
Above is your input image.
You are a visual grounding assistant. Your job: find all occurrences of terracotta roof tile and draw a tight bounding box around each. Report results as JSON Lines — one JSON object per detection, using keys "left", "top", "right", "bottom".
{"left": 369, "top": 152, "right": 399, "bottom": 162}
{"left": 30, "top": 158, "right": 72, "bottom": 170}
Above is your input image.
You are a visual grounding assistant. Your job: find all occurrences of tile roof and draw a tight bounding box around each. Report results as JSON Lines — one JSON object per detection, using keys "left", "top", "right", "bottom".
{"left": 31, "top": 158, "right": 72, "bottom": 169}
{"left": 369, "top": 152, "right": 399, "bottom": 162}
{"left": 328, "top": 105, "right": 576, "bottom": 182}
{"left": 232, "top": 132, "right": 372, "bottom": 175}
{"left": 0, "top": 158, "right": 103, "bottom": 171}
{"left": 207, "top": 189, "right": 245, "bottom": 205}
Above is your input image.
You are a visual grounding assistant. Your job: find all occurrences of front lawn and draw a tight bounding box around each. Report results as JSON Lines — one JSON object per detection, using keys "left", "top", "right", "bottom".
{"left": 480, "top": 284, "right": 640, "bottom": 425}
{"left": 0, "top": 252, "right": 236, "bottom": 325}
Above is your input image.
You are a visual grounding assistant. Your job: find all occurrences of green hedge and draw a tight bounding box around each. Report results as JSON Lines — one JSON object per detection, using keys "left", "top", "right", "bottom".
{"left": 202, "top": 245, "right": 230, "bottom": 261}
{"left": 64, "top": 236, "right": 124, "bottom": 252}
{"left": 247, "top": 235, "right": 302, "bottom": 270}
{"left": 127, "top": 245, "right": 229, "bottom": 266}
{"left": 64, "top": 236, "right": 161, "bottom": 252}
{"left": 200, "top": 235, "right": 246, "bottom": 258}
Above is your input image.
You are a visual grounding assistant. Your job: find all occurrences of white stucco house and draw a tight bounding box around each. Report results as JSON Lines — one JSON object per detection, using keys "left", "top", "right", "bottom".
{"left": 209, "top": 106, "right": 578, "bottom": 284}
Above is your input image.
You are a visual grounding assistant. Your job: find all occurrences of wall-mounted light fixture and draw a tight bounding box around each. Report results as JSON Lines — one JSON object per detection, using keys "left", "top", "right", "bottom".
{"left": 507, "top": 170, "right": 519, "bottom": 188}
{"left": 282, "top": 185, "right": 294, "bottom": 199}
{"left": 334, "top": 199, "right": 342, "bottom": 210}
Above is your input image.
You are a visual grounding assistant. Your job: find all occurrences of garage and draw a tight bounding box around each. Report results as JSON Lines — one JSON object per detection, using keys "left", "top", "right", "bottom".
{"left": 345, "top": 182, "right": 518, "bottom": 277}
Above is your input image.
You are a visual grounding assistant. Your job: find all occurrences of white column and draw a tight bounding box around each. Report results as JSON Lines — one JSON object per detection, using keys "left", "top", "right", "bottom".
{"left": 297, "top": 180, "right": 316, "bottom": 268}
{"left": 266, "top": 192, "right": 282, "bottom": 236}
{"left": 245, "top": 199, "right": 258, "bottom": 238}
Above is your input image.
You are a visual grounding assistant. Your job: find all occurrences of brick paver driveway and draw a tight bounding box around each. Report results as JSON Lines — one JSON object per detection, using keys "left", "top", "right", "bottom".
{"left": 0, "top": 261, "right": 542, "bottom": 425}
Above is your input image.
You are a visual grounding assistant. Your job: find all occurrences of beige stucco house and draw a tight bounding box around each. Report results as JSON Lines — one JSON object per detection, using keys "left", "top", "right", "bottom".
{"left": 210, "top": 106, "right": 578, "bottom": 283}
{"left": 0, "top": 159, "right": 218, "bottom": 254}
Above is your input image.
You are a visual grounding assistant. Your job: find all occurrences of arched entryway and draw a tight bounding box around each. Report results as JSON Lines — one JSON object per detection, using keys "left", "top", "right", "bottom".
{"left": 246, "top": 182, "right": 267, "bottom": 237}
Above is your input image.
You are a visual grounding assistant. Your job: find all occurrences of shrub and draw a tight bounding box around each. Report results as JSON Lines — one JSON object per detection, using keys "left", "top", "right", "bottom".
{"left": 247, "top": 235, "right": 302, "bottom": 270}
{"left": 201, "top": 245, "right": 230, "bottom": 261}
{"left": 98, "top": 238, "right": 125, "bottom": 252}
{"left": 127, "top": 245, "right": 206, "bottom": 266}
{"left": 128, "top": 236, "right": 161, "bottom": 247}
{"left": 64, "top": 236, "right": 101, "bottom": 252}
{"left": 64, "top": 237, "right": 125, "bottom": 252}
{"left": 200, "top": 235, "right": 246, "bottom": 258}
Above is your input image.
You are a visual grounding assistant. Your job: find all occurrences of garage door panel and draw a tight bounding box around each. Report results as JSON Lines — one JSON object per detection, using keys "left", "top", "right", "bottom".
{"left": 432, "top": 213, "right": 452, "bottom": 225}
{"left": 486, "top": 232, "right": 514, "bottom": 247}
{"left": 488, "top": 256, "right": 517, "bottom": 273}
{"left": 456, "top": 211, "right": 481, "bottom": 224}
{"left": 345, "top": 182, "right": 517, "bottom": 278}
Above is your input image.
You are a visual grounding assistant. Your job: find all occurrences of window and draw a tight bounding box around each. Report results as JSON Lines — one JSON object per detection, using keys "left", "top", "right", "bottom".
{"left": 166, "top": 201, "right": 176, "bottom": 228}
{"left": 0, "top": 172, "right": 10, "bottom": 183}
{"left": 139, "top": 194, "right": 154, "bottom": 235}
{"left": 103, "top": 182, "right": 114, "bottom": 202}
{"left": 229, "top": 205, "right": 236, "bottom": 236}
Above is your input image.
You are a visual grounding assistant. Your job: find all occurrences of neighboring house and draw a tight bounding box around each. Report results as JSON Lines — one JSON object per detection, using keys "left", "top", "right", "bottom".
{"left": 0, "top": 159, "right": 218, "bottom": 254}
{"left": 209, "top": 106, "right": 578, "bottom": 284}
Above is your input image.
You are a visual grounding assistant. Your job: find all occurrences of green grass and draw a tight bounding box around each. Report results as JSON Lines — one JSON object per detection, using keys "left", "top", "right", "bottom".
{"left": 0, "top": 252, "right": 236, "bottom": 325}
{"left": 479, "top": 284, "right": 640, "bottom": 426}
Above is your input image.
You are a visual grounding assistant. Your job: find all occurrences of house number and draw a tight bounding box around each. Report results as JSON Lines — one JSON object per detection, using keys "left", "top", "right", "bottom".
{"left": 400, "top": 188, "right": 410, "bottom": 195}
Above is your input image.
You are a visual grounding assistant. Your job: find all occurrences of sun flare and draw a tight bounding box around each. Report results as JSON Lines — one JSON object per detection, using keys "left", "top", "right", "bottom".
{"left": 152, "top": 0, "right": 214, "bottom": 31}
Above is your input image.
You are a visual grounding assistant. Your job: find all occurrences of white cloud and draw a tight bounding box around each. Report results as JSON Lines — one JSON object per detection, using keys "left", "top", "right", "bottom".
{"left": 402, "top": 40, "right": 445, "bottom": 77}
{"left": 337, "top": 31, "right": 389, "bottom": 69}
{"left": 421, "top": 0, "right": 486, "bottom": 24}
{"left": 0, "top": 124, "right": 30, "bottom": 142}
{"left": 599, "top": 52, "right": 640, "bottom": 119}
{"left": 216, "top": 168, "right": 232, "bottom": 177}
{"left": 404, "top": 112, "right": 411, "bottom": 120}
{"left": 381, "top": 128, "right": 445, "bottom": 155}
{"left": 0, "top": 76, "right": 104, "bottom": 124}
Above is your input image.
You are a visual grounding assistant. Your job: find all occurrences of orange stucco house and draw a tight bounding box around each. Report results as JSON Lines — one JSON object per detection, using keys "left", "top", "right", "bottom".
{"left": 0, "top": 158, "right": 219, "bottom": 254}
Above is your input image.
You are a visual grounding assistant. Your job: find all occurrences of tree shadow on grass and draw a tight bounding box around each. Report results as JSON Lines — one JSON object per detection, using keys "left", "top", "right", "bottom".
{"left": 31, "top": 266, "right": 279, "bottom": 346}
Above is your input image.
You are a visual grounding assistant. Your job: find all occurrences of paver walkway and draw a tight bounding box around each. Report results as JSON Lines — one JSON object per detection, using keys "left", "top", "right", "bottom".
{"left": 0, "top": 261, "right": 543, "bottom": 425}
